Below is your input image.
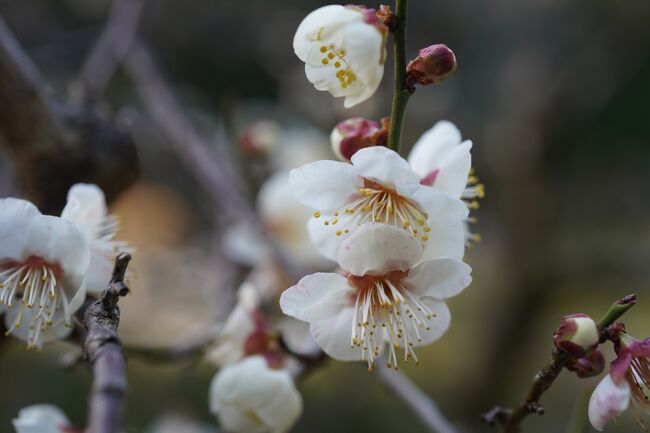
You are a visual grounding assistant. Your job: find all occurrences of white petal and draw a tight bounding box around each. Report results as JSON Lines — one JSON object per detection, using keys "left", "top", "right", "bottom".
{"left": 60, "top": 183, "right": 107, "bottom": 237}
{"left": 411, "top": 185, "right": 469, "bottom": 221}
{"left": 289, "top": 160, "right": 361, "bottom": 211}
{"left": 209, "top": 356, "right": 302, "bottom": 433}
{"left": 22, "top": 216, "right": 90, "bottom": 291}
{"left": 407, "top": 297, "right": 451, "bottom": 347}
{"left": 422, "top": 217, "right": 466, "bottom": 260}
{"left": 12, "top": 404, "right": 70, "bottom": 433}
{"left": 408, "top": 120, "right": 462, "bottom": 175}
{"left": 293, "top": 5, "right": 358, "bottom": 60}
{"left": 280, "top": 272, "right": 352, "bottom": 322}
{"left": 0, "top": 198, "right": 41, "bottom": 261}
{"left": 351, "top": 146, "right": 420, "bottom": 188}
{"left": 84, "top": 252, "right": 114, "bottom": 295}
{"left": 338, "top": 224, "right": 422, "bottom": 276}
{"left": 588, "top": 374, "right": 630, "bottom": 431}
{"left": 405, "top": 258, "right": 472, "bottom": 299}
{"left": 309, "top": 307, "right": 362, "bottom": 361}
{"left": 306, "top": 213, "right": 353, "bottom": 262}
{"left": 431, "top": 141, "right": 472, "bottom": 199}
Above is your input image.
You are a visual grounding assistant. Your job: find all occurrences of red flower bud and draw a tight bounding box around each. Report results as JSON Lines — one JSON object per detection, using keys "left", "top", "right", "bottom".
{"left": 406, "top": 44, "right": 457, "bottom": 87}
{"left": 330, "top": 117, "right": 388, "bottom": 161}
{"left": 553, "top": 313, "right": 600, "bottom": 358}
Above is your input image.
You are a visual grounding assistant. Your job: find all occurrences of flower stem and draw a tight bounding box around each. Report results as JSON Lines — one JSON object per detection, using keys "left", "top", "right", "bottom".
{"left": 483, "top": 294, "right": 638, "bottom": 433}
{"left": 386, "top": 0, "right": 411, "bottom": 155}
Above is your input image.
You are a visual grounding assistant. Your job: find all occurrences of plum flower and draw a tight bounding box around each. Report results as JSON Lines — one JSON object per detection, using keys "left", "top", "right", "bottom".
{"left": 280, "top": 224, "right": 471, "bottom": 369}
{"left": 61, "top": 183, "right": 131, "bottom": 295}
{"left": 588, "top": 333, "right": 650, "bottom": 431}
{"left": 206, "top": 282, "right": 260, "bottom": 367}
{"left": 0, "top": 198, "right": 89, "bottom": 349}
{"left": 209, "top": 356, "right": 302, "bottom": 433}
{"left": 407, "top": 120, "right": 484, "bottom": 244}
{"left": 293, "top": 4, "right": 387, "bottom": 108}
{"left": 12, "top": 404, "right": 76, "bottom": 433}
{"left": 289, "top": 145, "right": 468, "bottom": 262}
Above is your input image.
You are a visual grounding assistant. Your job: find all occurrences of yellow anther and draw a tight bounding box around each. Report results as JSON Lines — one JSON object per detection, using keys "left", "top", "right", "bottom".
{"left": 320, "top": 46, "right": 327, "bottom": 53}
{"left": 321, "top": 58, "right": 329, "bottom": 65}
{"left": 328, "top": 52, "right": 335, "bottom": 59}
{"left": 336, "top": 230, "right": 342, "bottom": 236}
{"left": 334, "top": 61, "right": 341, "bottom": 68}
{"left": 423, "top": 226, "right": 431, "bottom": 233}
{"left": 420, "top": 235, "right": 429, "bottom": 241}
{"left": 313, "top": 211, "right": 321, "bottom": 218}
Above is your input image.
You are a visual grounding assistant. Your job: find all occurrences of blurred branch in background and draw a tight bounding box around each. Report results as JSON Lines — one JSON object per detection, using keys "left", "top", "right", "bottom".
{"left": 83, "top": 253, "right": 131, "bottom": 433}
{"left": 0, "top": 15, "right": 138, "bottom": 214}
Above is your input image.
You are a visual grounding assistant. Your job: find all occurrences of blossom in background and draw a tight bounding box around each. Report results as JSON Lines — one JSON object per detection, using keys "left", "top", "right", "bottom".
{"left": 290, "top": 145, "right": 468, "bottom": 262}
{"left": 61, "top": 183, "right": 131, "bottom": 294}
{"left": 209, "top": 356, "right": 302, "bottom": 433}
{"left": 407, "top": 120, "right": 484, "bottom": 244}
{"left": 280, "top": 223, "right": 471, "bottom": 369}
{"left": 12, "top": 404, "right": 76, "bottom": 433}
{"left": 0, "top": 198, "right": 89, "bottom": 349}
{"left": 146, "top": 413, "right": 217, "bottom": 433}
{"left": 588, "top": 333, "right": 650, "bottom": 431}
{"left": 206, "top": 282, "right": 260, "bottom": 367}
{"left": 294, "top": 4, "right": 387, "bottom": 108}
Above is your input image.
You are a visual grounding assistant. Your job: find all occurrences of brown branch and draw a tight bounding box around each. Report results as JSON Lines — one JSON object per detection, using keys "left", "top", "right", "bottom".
{"left": 83, "top": 253, "right": 131, "bottom": 433}
{"left": 0, "top": 14, "right": 139, "bottom": 213}
{"left": 80, "top": 0, "right": 147, "bottom": 96}
{"left": 483, "top": 294, "right": 637, "bottom": 432}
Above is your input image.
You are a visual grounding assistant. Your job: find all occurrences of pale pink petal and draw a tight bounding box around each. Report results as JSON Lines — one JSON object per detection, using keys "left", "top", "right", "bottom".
{"left": 289, "top": 160, "right": 362, "bottom": 211}
{"left": 351, "top": 146, "right": 420, "bottom": 188}
{"left": 588, "top": 374, "right": 630, "bottom": 431}
{"left": 338, "top": 223, "right": 422, "bottom": 276}
{"left": 405, "top": 258, "right": 472, "bottom": 299}
{"left": 280, "top": 272, "right": 353, "bottom": 322}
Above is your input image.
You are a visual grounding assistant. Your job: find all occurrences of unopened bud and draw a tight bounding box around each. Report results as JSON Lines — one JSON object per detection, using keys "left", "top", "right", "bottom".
{"left": 376, "top": 4, "right": 397, "bottom": 31}
{"left": 566, "top": 348, "right": 606, "bottom": 378}
{"left": 330, "top": 117, "right": 388, "bottom": 162}
{"left": 238, "top": 121, "right": 280, "bottom": 157}
{"left": 406, "top": 44, "right": 457, "bottom": 87}
{"left": 553, "top": 313, "right": 600, "bottom": 358}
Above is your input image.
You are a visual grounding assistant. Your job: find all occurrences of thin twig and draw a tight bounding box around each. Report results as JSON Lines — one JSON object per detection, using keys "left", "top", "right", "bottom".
{"left": 80, "top": 0, "right": 147, "bottom": 96}
{"left": 83, "top": 253, "right": 131, "bottom": 433}
{"left": 376, "top": 361, "right": 458, "bottom": 433}
{"left": 483, "top": 294, "right": 637, "bottom": 432}
{"left": 386, "top": 0, "right": 412, "bottom": 154}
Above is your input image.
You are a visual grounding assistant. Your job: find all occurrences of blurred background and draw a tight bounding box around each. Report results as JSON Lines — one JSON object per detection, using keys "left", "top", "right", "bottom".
{"left": 0, "top": 0, "right": 649, "bottom": 432}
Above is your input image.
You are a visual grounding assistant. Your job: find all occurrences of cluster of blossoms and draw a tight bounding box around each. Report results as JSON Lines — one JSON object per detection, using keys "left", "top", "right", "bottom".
{"left": 553, "top": 314, "right": 650, "bottom": 430}
{"left": 0, "top": 184, "right": 130, "bottom": 350}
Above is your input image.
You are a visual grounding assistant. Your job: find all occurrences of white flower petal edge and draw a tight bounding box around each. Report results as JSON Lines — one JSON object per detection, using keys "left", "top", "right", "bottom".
{"left": 407, "top": 120, "right": 472, "bottom": 199}
{"left": 281, "top": 224, "right": 472, "bottom": 369}
{"left": 209, "top": 356, "right": 302, "bottom": 433}
{"left": 0, "top": 198, "right": 41, "bottom": 261}
{"left": 294, "top": 5, "right": 386, "bottom": 108}
{"left": 289, "top": 160, "right": 361, "bottom": 212}
{"left": 61, "top": 183, "right": 131, "bottom": 295}
{"left": 12, "top": 404, "right": 71, "bottom": 433}
{"left": 588, "top": 374, "right": 630, "bottom": 431}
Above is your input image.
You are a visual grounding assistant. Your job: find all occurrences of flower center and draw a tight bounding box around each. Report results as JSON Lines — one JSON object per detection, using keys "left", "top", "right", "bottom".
{"left": 315, "top": 179, "right": 431, "bottom": 243}
{"left": 348, "top": 271, "right": 437, "bottom": 371}
{"left": 319, "top": 44, "right": 357, "bottom": 88}
{"left": 0, "top": 256, "right": 70, "bottom": 350}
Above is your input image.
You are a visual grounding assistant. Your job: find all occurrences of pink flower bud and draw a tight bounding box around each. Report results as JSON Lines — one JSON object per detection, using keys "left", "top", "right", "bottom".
{"left": 553, "top": 313, "right": 600, "bottom": 358}
{"left": 406, "top": 44, "right": 457, "bottom": 86}
{"left": 330, "top": 117, "right": 388, "bottom": 162}
{"left": 566, "top": 348, "right": 605, "bottom": 378}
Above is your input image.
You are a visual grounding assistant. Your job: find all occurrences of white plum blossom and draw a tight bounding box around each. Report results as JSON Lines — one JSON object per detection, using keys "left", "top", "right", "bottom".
{"left": 223, "top": 171, "right": 332, "bottom": 269}
{"left": 0, "top": 198, "right": 90, "bottom": 349}
{"left": 280, "top": 223, "right": 472, "bottom": 369}
{"left": 407, "top": 120, "right": 484, "bottom": 244}
{"left": 206, "top": 282, "right": 260, "bottom": 367}
{"left": 294, "top": 4, "right": 387, "bottom": 108}
{"left": 209, "top": 356, "right": 302, "bottom": 433}
{"left": 289, "top": 145, "right": 468, "bottom": 263}
{"left": 61, "top": 183, "right": 131, "bottom": 295}
{"left": 588, "top": 374, "right": 631, "bottom": 431}
{"left": 12, "top": 404, "right": 73, "bottom": 433}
